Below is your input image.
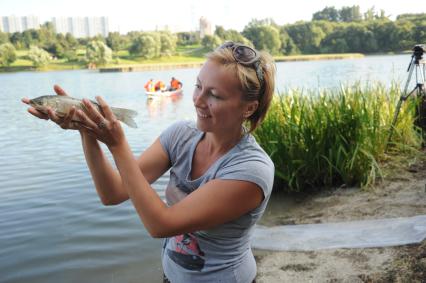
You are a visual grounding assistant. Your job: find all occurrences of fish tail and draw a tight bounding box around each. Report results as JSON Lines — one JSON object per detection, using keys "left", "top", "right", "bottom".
{"left": 111, "top": 107, "right": 138, "bottom": 128}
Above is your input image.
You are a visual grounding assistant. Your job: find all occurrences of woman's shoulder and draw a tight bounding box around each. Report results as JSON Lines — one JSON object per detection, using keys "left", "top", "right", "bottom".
{"left": 162, "top": 120, "right": 198, "bottom": 136}
{"left": 172, "top": 120, "right": 199, "bottom": 137}
{"left": 160, "top": 120, "right": 199, "bottom": 149}
{"left": 235, "top": 134, "right": 274, "bottom": 166}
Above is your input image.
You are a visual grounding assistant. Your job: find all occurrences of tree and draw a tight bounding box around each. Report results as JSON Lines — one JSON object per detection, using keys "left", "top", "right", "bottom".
{"left": 413, "top": 20, "right": 426, "bottom": 44}
{"left": 339, "top": 6, "right": 362, "bottom": 22}
{"left": 27, "top": 46, "right": 51, "bottom": 67}
{"left": 85, "top": 40, "right": 112, "bottom": 66}
{"left": 37, "top": 22, "right": 56, "bottom": 47}
{"left": 0, "top": 43, "right": 17, "bottom": 67}
{"left": 201, "top": 35, "right": 222, "bottom": 51}
{"left": 364, "top": 7, "right": 376, "bottom": 21}
{"left": 242, "top": 23, "right": 281, "bottom": 54}
{"left": 176, "top": 31, "right": 200, "bottom": 45}
{"left": 159, "top": 31, "right": 177, "bottom": 56}
{"left": 286, "top": 22, "right": 326, "bottom": 54}
{"left": 214, "top": 26, "right": 227, "bottom": 39}
{"left": 128, "top": 33, "right": 161, "bottom": 59}
{"left": 0, "top": 32, "right": 9, "bottom": 45}
{"left": 10, "top": 32, "right": 23, "bottom": 49}
{"left": 106, "top": 32, "right": 124, "bottom": 51}
{"left": 279, "top": 28, "right": 299, "bottom": 55}
{"left": 214, "top": 26, "right": 251, "bottom": 45}
{"left": 65, "top": 33, "right": 78, "bottom": 49}
{"left": 313, "top": 6, "right": 339, "bottom": 22}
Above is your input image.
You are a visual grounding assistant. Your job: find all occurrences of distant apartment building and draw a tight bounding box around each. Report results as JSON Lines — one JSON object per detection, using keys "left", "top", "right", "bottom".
{"left": 199, "top": 17, "right": 212, "bottom": 38}
{"left": 52, "top": 17, "right": 109, "bottom": 38}
{"left": 0, "top": 16, "right": 40, "bottom": 33}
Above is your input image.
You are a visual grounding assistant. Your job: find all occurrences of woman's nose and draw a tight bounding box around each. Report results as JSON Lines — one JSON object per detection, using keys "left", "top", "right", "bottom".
{"left": 193, "top": 91, "right": 205, "bottom": 106}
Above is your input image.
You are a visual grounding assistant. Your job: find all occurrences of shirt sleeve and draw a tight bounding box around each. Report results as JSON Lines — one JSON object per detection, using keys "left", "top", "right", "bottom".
{"left": 216, "top": 153, "right": 275, "bottom": 201}
{"left": 159, "top": 120, "right": 193, "bottom": 164}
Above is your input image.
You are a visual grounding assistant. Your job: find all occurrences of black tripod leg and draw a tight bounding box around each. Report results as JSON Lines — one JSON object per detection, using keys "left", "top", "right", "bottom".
{"left": 386, "top": 87, "right": 418, "bottom": 151}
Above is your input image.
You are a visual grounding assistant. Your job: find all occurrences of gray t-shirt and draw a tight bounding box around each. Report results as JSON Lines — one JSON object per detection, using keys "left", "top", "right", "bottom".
{"left": 159, "top": 121, "right": 274, "bottom": 283}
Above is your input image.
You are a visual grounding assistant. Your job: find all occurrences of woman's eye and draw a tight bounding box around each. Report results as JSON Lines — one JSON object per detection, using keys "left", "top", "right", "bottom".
{"left": 194, "top": 83, "right": 201, "bottom": 89}
{"left": 210, "top": 92, "right": 220, "bottom": 99}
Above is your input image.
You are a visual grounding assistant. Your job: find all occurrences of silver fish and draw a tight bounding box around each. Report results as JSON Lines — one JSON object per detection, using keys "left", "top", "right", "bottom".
{"left": 29, "top": 95, "right": 138, "bottom": 128}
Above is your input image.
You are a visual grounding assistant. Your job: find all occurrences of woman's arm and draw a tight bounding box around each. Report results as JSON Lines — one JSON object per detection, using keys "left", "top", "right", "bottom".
{"left": 23, "top": 85, "right": 170, "bottom": 206}
{"left": 78, "top": 96, "right": 263, "bottom": 238}
{"left": 115, "top": 143, "right": 263, "bottom": 237}
{"left": 80, "top": 132, "right": 128, "bottom": 205}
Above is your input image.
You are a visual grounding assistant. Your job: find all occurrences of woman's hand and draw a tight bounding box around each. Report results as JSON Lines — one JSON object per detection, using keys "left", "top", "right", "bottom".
{"left": 22, "top": 85, "right": 80, "bottom": 130}
{"left": 76, "top": 96, "right": 127, "bottom": 150}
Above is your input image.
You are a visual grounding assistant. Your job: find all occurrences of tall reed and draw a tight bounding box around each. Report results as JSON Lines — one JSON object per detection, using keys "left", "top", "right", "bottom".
{"left": 254, "top": 82, "right": 421, "bottom": 192}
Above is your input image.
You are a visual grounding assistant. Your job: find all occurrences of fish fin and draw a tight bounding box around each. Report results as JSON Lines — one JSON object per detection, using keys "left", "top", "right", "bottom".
{"left": 111, "top": 107, "right": 138, "bottom": 128}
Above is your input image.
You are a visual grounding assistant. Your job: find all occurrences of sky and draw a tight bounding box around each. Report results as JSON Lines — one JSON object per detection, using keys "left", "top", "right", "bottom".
{"left": 0, "top": 0, "right": 424, "bottom": 33}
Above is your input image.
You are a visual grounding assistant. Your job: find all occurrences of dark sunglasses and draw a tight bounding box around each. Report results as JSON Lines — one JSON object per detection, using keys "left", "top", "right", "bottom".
{"left": 217, "top": 42, "right": 264, "bottom": 92}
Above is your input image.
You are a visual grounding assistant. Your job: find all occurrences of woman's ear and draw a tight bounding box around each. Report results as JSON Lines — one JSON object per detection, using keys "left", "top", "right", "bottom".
{"left": 244, "top": 101, "right": 259, "bottom": 118}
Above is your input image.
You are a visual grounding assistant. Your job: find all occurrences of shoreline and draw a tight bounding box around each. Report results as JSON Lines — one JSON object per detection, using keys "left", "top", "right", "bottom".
{"left": 0, "top": 53, "right": 365, "bottom": 73}
{"left": 99, "top": 53, "right": 365, "bottom": 72}
{"left": 254, "top": 153, "right": 426, "bottom": 282}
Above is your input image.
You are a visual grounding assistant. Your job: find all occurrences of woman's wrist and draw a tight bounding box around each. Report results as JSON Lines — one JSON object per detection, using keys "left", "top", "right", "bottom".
{"left": 108, "top": 140, "right": 129, "bottom": 156}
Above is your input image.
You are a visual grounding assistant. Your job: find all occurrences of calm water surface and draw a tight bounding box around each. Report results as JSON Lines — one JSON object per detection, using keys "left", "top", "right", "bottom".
{"left": 0, "top": 54, "right": 414, "bottom": 282}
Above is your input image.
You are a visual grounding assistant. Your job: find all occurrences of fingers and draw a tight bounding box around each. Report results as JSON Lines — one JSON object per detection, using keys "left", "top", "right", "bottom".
{"left": 28, "top": 108, "right": 49, "bottom": 120}
{"left": 76, "top": 108, "right": 98, "bottom": 130}
{"left": 82, "top": 98, "right": 107, "bottom": 125}
{"left": 21, "top": 97, "right": 30, "bottom": 104}
{"left": 47, "top": 107, "right": 63, "bottom": 123}
{"left": 96, "top": 96, "right": 115, "bottom": 121}
{"left": 61, "top": 107, "right": 76, "bottom": 128}
{"left": 53, "top": 85, "right": 68, "bottom": 96}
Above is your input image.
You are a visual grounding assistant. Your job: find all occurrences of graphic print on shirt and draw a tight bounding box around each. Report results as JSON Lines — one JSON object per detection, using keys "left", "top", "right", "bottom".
{"left": 167, "top": 233, "right": 206, "bottom": 271}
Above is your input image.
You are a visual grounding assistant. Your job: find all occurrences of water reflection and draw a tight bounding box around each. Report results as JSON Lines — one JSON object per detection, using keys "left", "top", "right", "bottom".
{"left": 146, "top": 93, "right": 184, "bottom": 118}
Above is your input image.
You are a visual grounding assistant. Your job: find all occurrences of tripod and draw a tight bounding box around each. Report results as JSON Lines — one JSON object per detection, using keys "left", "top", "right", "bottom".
{"left": 387, "top": 44, "right": 426, "bottom": 150}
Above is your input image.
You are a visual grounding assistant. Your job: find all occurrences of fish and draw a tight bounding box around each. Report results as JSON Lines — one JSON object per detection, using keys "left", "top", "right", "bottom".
{"left": 29, "top": 95, "right": 138, "bottom": 128}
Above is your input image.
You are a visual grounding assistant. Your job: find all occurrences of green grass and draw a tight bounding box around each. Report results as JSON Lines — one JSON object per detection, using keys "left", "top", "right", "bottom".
{"left": 253, "top": 82, "right": 422, "bottom": 192}
{"left": 1, "top": 46, "right": 366, "bottom": 72}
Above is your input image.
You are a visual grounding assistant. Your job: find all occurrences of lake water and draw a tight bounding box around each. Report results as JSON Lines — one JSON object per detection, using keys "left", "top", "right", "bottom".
{"left": 0, "top": 54, "right": 415, "bottom": 282}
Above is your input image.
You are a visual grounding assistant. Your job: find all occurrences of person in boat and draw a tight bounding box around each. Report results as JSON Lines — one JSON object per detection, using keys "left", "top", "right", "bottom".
{"left": 144, "top": 78, "right": 155, "bottom": 92}
{"left": 155, "top": 80, "right": 166, "bottom": 92}
{"left": 168, "top": 77, "right": 183, "bottom": 91}
{"left": 23, "top": 41, "right": 276, "bottom": 283}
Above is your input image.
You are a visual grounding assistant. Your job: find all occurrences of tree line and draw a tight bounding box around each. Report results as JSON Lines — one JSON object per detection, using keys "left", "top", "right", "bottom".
{"left": 0, "top": 6, "right": 425, "bottom": 68}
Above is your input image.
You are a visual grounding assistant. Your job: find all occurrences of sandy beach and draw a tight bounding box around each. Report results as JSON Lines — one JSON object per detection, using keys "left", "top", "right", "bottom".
{"left": 254, "top": 154, "right": 426, "bottom": 282}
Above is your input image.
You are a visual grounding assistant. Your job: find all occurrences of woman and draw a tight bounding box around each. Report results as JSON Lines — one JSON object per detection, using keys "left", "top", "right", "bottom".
{"left": 22, "top": 42, "right": 276, "bottom": 283}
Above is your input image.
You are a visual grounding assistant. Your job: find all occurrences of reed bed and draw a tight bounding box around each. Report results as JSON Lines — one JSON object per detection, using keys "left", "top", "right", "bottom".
{"left": 254, "top": 82, "right": 422, "bottom": 192}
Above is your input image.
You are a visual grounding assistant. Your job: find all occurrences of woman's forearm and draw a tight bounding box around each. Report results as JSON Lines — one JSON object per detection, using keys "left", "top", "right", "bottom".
{"left": 109, "top": 141, "right": 167, "bottom": 237}
{"left": 80, "top": 131, "right": 129, "bottom": 204}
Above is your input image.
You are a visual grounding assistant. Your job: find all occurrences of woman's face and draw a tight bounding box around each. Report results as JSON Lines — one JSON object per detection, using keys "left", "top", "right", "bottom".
{"left": 193, "top": 60, "right": 247, "bottom": 135}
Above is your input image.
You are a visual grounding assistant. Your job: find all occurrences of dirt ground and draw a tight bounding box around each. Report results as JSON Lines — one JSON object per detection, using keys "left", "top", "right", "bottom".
{"left": 254, "top": 155, "right": 426, "bottom": 282}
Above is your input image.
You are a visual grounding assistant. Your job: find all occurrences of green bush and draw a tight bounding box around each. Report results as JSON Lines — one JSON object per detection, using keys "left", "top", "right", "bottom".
{"left": 0, "top": 43, "right": 17, "bottom": 67}
{"left": 27, "top": 45, "right": 51, "bottom": 67}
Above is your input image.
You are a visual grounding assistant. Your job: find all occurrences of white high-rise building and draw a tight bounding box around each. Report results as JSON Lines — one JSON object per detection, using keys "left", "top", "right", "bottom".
{"left": 199, "top": 17, "right": 212, "bottom": 39}
{"left": 21, "top": 16, "right": 40, "bottom": 30}
{"left": 52, "top": 17, "right": 109, "bottom": 38}
{"left": 51, "top": 17, "right": 69, "bottom": 34}
{"left": 0, "top": 16, "right": 40, "bottom": 33}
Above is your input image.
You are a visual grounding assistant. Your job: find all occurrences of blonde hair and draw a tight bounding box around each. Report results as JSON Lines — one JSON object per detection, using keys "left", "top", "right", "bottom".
{"left": 206, "top": 46, "right": 276, "bottom": 132}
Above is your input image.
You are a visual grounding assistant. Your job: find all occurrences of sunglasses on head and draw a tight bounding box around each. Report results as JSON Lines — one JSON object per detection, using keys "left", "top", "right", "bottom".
{"left": 217, "top": 42, "right": 264, "bottom": 91}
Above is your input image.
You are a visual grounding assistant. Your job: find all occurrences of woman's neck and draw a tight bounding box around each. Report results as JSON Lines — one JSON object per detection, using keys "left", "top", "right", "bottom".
{"left": 202, "top": 127, "right": 244, "bottom": 157}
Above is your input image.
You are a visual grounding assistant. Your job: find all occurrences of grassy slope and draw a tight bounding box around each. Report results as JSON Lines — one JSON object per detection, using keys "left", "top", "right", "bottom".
{"left": 1, "top": 45, "right": 364, "bottom": 72}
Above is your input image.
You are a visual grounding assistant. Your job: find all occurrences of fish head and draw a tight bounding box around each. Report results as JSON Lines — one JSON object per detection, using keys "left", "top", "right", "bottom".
{"left": 29, "top": 96, "right": 51, "bottom": 112}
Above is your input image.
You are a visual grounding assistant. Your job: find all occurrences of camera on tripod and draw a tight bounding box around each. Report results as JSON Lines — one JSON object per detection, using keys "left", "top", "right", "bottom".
{"left": 387, "top": 44, "right": 426, "bottom": 149}
{"left": 413, "top": 44, "right": 425, "bottom": 58}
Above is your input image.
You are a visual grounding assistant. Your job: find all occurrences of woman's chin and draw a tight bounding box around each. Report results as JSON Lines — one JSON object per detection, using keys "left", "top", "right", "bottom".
{"left": 196, "top": 120, "right": 209, "bottom": 132}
